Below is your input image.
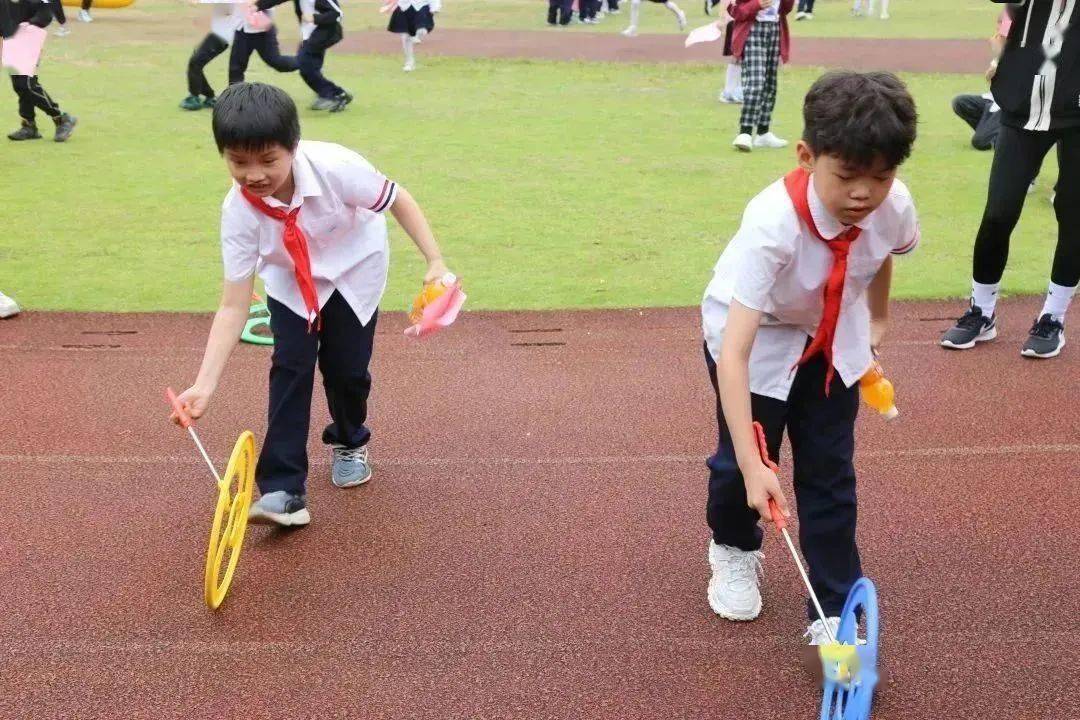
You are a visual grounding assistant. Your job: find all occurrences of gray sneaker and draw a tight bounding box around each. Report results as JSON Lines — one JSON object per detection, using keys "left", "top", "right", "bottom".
{"left": 248, "top": 491, "right": 310, "bottom": 527}
{"left": 941, "top": 303, "right": 997, "bottom": 349}
{"left": 1021, "top": 314, "right": 1065, "bottom": 358}
{"left": 331, "top": 445, "right": 372, "bottom": 488}
{"left": 310, "top": 96, "right": 338, "bottom": 111}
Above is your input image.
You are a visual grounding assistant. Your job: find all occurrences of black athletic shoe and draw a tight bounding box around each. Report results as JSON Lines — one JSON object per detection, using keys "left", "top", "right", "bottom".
{"left": 7, "top": 120, "right": 41, "bottom": 141}
{"left": 941, "top": 303, "right": 997, "bottom": 349}
{"left": 53, "top": 113, "right": 77, "bottom": 142}
{"left": 1021, "top": 314, "right": 1065, "bottom": 358}
{"left": 329, "top": 91, "right": 353, "bottom": 113}
{"left": 202, "top": 96, "right": 217, "bottom": 109}
{"left": 180, "top": 95, "right": 203, "bottom": 111}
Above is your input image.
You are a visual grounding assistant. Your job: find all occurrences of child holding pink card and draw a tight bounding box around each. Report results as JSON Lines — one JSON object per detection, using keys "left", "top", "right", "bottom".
{"left": 1, "top": 0, "right": 77, "bottom": 141}
{"left": 172, "top": 82, "right": 455, "bottom": 527}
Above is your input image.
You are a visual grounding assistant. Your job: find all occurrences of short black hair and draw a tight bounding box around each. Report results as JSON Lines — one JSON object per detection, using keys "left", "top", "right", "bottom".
{"left": 212, "top": 82, "right": 300, "bottom": 154}
{"left": 802, "top": 71, "right": 917, "bottom": 170}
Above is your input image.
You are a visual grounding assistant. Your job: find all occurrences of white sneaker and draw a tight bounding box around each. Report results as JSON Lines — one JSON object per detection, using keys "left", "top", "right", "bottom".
{"left": 718, "top": 91, "right": 742, "bottom": 104}
{"left": 54, "top": 24, "right": 71, "bottom": 36}
{"left": 796, "top": 11, "right": 807, "bottom": 20}
{"left": 78, "top": 9, "right": 92, "bottom": 22}
{"left": 621, "top": 25, "right": 638, "bottom": 36}
{"left": 805, "top": 617, "right": 841, "bottom": 645}
{"left": 0, "top": 292, "right": 20, "bottom": 319}
{"left": 707, "top": 540, "right": 764, "bottom": 620}
{"left": 733, "top": 133, "right": 753, "bottom": 152}
{"left": 403, "top": 60, "right": 416, "bottom": 72}
{"left": 880, "top": 12, "right": 889, "bottom": 19}
{"left": 753, "top": 131, "right": 788, "bottom": 149}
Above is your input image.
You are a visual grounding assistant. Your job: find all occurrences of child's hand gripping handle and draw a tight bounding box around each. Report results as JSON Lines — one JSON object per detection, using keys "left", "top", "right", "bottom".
{"left": 752, "top": 421, "right": 788, "bottom": 532}
{"left": 166, "top": 387, "right": 192, "bottom": 429}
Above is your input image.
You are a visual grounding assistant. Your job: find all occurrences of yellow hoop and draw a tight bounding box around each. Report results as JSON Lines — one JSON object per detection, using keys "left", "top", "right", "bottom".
{"left": 204, "top": 431, "right": 255, "bottom": 609}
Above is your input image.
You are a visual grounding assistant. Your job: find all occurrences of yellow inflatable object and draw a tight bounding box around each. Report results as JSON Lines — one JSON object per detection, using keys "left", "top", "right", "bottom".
{"left": 819, "top": 643, "right": 861, "bottom": 686}
{"left": 204, "top": 430, "right": 255, "bottom": 610}
{"left": 61, "top": 0, "right": 136, "bottom": 8}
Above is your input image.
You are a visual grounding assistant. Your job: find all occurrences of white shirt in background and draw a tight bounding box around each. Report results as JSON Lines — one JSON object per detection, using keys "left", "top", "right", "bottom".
{"left": 209, "top": 4, "right": 239, "bottom": 42}
{"left": 220, "top": 141, "right": 399, "bottom": 324}
{"left": 701, "top": 175, "right": 920, "bottom": 400}
{"left": 757, "top": 4, "right": 780, "bottom": 21}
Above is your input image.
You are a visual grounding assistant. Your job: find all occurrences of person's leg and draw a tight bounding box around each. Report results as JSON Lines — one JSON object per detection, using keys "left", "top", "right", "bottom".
{"left": 878, "top": 0, "right": 889, "bottom": 18}
{"left": 12, "top": 76, "right": 37, "bottom": 125}
{"left": 754, "top": 24, "right": 781, "bottom": 137}
{"left": 738, "top": 25, "right": 767, "bottom": 138}
{"left": 1043, "top": 130, "right": 1080, "bottom": 320}
{"left": 298, "top": 27, "right": 343, "bottom": 98}
{"left": 52, "top": 0, "right": 66, "bottom": 25}
{"left": 548, "top": 0, "right": 558, "bottom": 24}
{"left": 79, "top": 0, "right": 92, "bottom": 21}
{"left": 722, "top": 61, "right": 743, "bottom": 102}
{"left": 664, "top": 0, "right": 686, "bottom": 28}
{"left": 972, "top": 105, "right": 1002, "bottom": 152}
{"left": 188, "top": 34, "right": 229, "bottom": 98}
{"left": 228, "top": 31, "right": 254, "bottom": 84}
{"left": 254, "top": 26, "right": 300, "bottom": 74}
{"left": 318, "top": 293, "right": 378, "bottom": 452}
{"left": 255, "top": 297, "right": 320, "bottom": 496}
{"left": 624, "top": 0, "right": 641, "bottom": 33}
{"left": 560, "top": 0, "right": 573, "bottom": 24}
{"left": 786, "top": 353, "right": 861, "bottom": 620}
{"left": 401, "top": 33, "right": 416, "bottom": 69}
{"left": 952, "top": 94, "right": 989, "bottom": 133}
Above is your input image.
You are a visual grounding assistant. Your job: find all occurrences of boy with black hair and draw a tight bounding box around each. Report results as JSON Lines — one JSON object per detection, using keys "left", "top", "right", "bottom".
{"left": 171, "top": 83, "right": 453, "bottom": 527}
{"left": 255, "top": 0, "right": 351, "bottom": 111}
{"left": 701, "top": 71, "right": 918, "bottom": 642}
{"left": 941, "top": 0, "right": 1080, "bottom": 359}
{"left": 2, "top": 0, "right": 77, "bottom": 141}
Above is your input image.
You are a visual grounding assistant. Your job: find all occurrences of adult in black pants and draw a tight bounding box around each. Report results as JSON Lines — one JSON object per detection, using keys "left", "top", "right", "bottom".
{"left": 547, "top": 0, "right": 573, "bottom": 25}
{"left": 942, "top": 0, "right": 1080, "bottom": 359}
{"left": 228, "top": 22, "right": 299, "bottom": 85}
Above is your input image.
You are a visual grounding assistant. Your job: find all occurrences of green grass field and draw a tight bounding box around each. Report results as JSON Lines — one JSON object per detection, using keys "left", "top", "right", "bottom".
{"left": 2, "top": 2, "right": 1059, "bottom": 313}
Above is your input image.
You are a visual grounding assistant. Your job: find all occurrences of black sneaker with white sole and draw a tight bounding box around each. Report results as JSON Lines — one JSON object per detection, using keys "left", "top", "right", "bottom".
{"left": 941, "top": 304, "right": 997, "bottom": 349}
{"left": 1021, "top": 314, "right": 1065, "bottom": 358}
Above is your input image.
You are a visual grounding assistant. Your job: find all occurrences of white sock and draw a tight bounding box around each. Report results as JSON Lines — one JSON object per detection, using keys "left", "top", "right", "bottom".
{"left": 972, "top": 281, "right": 1000, "bottom": 317}
{"left": 878, "top": 0, "right": 889, "bottom": 15}
{"left": 401, "top": 34, "right": 415, "bottom": 65}
{"left": 1041, "top": 282, "right": 1077, "bottom": 322}
{"left": 725, "top": 62, "right": 742, "bottom": 97}
{"left": 629, "top": 0, "right": 640, "bottom": 28}
{"left": 665, "top": 1, "right": 682, "bottom": 19}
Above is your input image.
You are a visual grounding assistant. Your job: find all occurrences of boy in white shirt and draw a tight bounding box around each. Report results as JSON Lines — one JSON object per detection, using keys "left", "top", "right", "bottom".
{"left": 171, "top": 83, "right": 452, "bottom": 527}
{"left": 701, "top": 71, "right": 918, "bottom": 643}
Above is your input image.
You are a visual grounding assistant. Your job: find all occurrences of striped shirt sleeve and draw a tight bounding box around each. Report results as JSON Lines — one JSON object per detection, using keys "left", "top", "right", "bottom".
{"left": 336, "top": 147, "right": 399, "bottom": 214}
{"left": 891, "top": 201, "right": 920, "bottom": 256}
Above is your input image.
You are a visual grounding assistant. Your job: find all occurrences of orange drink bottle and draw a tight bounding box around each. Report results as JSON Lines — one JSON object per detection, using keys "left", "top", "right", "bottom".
{"left": 859, "top": 363, "right": 899, "bottom": 420}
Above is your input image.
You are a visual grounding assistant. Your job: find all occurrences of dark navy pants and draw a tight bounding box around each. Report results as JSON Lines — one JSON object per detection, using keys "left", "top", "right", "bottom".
{"left": 298, "top": 24, "right": 344, "bottom": 100}
{"left": 548, "top": 0, "right": 573, "bottom": 24}
{"left": 704, "top": 344, "right": 862, "bottom": 618}
{"left": 256, "top": 292, "right": 377, "bottom": 495}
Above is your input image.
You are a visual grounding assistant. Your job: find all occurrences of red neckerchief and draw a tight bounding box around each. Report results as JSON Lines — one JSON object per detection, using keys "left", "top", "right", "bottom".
{"left": 241, "top": 187, "right": 321, "bottom": 332}
{"left": 783, "top": 167, "right": 861, "bottom": 395}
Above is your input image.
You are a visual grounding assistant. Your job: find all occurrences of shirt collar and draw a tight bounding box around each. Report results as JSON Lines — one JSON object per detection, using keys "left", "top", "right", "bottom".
{"left": 808, "top": 173, "right": 869, "bottom": 239}
{"left": 263, "top": 141, "right": 322, "bottom": 209}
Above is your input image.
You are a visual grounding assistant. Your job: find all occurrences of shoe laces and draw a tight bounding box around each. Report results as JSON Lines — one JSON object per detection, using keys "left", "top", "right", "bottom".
{"left": 804, "top": 617, "right": 841, "bottom": 645}
{"left": 724, "top": 551, "right": 763, "bottom": 590}
{"left": 334, "top": 445, "right": 368, "bottom": 463}
{"left": 956, "top": 305, "right": 988, "bottom": 331}
{"left": 1029, "top": 314, "right": 1063, "bottom": 339}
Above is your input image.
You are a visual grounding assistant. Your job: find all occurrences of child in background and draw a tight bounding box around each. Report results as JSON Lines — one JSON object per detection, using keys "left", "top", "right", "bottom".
{"left": 181, "top": 1, "right": 238, "bottom": 111}
{"left": 621, "top": 0, "right": 687, "bottom": 37}
{"left": 728, "top": 0, "right": 792, "bottom": 152}
{"left": 257, "top": 0, "right": 352, "bottom": 111}
{"left": 2, "top": 0, "right": 78, "bottom": 142}
{"left": 794, "top": 0, "right": 814, "bottom": 21}
{"left": 78, "top": 0, "right": 91, "bottom": 22}
{"left": 388, "top": 0, "right": 435, "bottom": 73}
{"left": 852, "top": 0, "right": 888, "bottom": 20}
{"left": 702, "top": 71, "right": 918, "bottom": 641}
{"left": 228, "top": 0, "right": 299, "bottom": 84}
{"left": 548, "top": 0, "right": 573, "bottom": 26}
{"left": 172, "top": 82, "right": 453, "bottom": 527}
{"left": 48, "top": 0, "right": 68, "bottom": 36}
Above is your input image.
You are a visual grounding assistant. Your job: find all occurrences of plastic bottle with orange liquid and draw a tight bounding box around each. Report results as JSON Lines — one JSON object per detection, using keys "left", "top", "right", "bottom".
{"left": 409, "top": 272, "right": 458, "bottom": 324}
{"left": 859, "top": 363, "right": 898, "bottom": 420}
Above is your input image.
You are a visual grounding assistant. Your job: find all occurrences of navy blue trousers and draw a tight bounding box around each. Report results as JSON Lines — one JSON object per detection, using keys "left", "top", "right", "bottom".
{"left": 256, "top": 292, "right": 377, "bottom": 495}
{"left": 705, "top": 344, "right": 862, "bottom": 618}
{"left": 298, "top": 24, "right": 344, "bottom": 100}
{"left": 548, "top": 0, "right": 573, "bottom": 24}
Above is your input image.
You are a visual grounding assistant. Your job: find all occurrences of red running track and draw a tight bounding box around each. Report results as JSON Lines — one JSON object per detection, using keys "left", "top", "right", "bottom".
{"left": 1, "top": 299, "right": 1076, "bottom": 719}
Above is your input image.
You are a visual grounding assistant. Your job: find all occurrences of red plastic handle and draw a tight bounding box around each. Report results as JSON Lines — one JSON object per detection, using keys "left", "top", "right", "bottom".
{"left": 166, "top": 387, "right": 192, "bottom": 429}
{"left": 753, "top": 421, "right": 787, "bottom": 531}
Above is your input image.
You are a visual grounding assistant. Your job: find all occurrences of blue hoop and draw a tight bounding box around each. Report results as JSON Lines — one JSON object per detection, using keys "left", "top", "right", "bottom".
{"left": 819, "top": 577, "right": 879, "bottom": 720}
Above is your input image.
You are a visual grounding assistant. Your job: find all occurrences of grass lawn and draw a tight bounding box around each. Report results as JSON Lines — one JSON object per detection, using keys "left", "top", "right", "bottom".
{"left": 2, "top": 2, "right": 1059, "bottom": 313}
{"left": 338, "top": 0, "right": 1000, "bottom": 40}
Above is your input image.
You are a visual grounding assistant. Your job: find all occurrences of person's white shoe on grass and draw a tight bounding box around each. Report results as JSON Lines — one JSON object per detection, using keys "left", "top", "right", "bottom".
{"left": 0, "top": 292, "right": 20, "bottom": 318}
{"left": 753, "top": 132, "right": 788, "bottom": 149}
{"left": 733, "top": 133, "right": 753, "bottom": 152}
{"left": 707, "top": 540, "right": 764, "bottom": 620}
{"left": 621, "top": 24, "right": 638, "bottom": 36}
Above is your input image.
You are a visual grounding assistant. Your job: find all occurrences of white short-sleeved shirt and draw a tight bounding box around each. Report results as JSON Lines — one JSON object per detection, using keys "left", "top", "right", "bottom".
{"left": 395, "top": 0, "right": 431, "bottom": 9}
{"left": 757, "top": 4, "right": 780, "bottom": 21}
{"left": 702, "top": 174, "right": 919, "bottom": 401}
{"left": 221, "top": 140, "right": 399, "bottom": 326}
{"left": 210, "top": 4, "right": 239, "bottom": 42}
{"left": 240, "top": 6, "right": 274, "bottom": 34}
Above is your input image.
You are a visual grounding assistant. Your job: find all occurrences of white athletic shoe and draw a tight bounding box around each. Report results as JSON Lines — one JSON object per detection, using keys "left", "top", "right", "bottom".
{"left": 0, "top": 292, "right": 20, "bottom": 318}
{"left": 621, "top": 25, "right": 638, "bottom": 36}
{"left": 753, "top": 132, "right": 788, "bottom": 149}
{"left": 78, "top": 9, "right": 92, "bottom": 22}
{"left": 880, "top": 12, "right": 890, "bottom": 19}
{"left": 53, "top": 24, "right": 70, "bottom": 36}
{"left": 707, "top": 540, "right": 764, "bottom": 620}
{"left": 718, "top": 91, "right": 743, "bottom": 104}
{"left": 805, "top": 617, "right": 841, "bottom": 645}
{"left": 733, "top": 133, "right": 753, "bottom": 152}
{"left": 403, "top": 60, "right": 416, "bottom": 72}
{"left": 796, "top": 11, "right": 807, "bottom": 20}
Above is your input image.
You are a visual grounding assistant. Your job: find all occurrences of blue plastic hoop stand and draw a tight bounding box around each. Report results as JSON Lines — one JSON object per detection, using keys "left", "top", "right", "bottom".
{"left": 819, "top": 577, "right": 879, "bottom": 720}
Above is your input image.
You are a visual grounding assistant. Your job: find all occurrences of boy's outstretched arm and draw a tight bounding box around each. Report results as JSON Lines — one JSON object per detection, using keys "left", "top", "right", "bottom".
{"left": 717, "top": 300, "right": 791, "bottom": 522}
{"left": 171, "top": 277, "right": 255, "bottom": 425}
{"left": 389, "top": 187, "right": 449, "bottom": 283}
{"left": 867, "top": 254, "right": 892, "bottom": 354}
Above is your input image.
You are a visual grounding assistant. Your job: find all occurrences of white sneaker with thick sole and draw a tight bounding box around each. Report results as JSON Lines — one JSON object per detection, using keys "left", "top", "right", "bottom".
{"left": 0, "top": 292, "right": 20, "bottom": 318}
{"left": 78, "top": 9, "right": 92, "bottom": 22}
{"left": 707, "top": 540, "right": 764, "bottom": 620}
{"left": 621, "top": 25, "right": 638, "bottom": 36}
{"left": 753, "top": 132, "right": 788, "bottom": 149}
{"left": 805, "top": 616, "right": 867, "bottom": 646}
{"left": 733, "top": 133, "right": 753, "bottom": 152}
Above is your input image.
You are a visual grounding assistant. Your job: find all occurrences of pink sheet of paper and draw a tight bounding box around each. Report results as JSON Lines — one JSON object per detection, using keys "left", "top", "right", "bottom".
{"left": 404, "top": 281, "right": 467, "bottom": 339}
{"left": 685, "top": 21, "right": 724, "bottom": 48}
{"left": 1, "top": 23, "right": 47, "bottom": 77}
{"left": 245, "top": 8, "right": 273, "bottom": 31}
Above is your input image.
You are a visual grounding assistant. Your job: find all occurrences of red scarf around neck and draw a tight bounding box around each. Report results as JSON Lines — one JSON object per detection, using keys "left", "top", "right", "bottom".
{"left": 241, "top": 187, "right": 321, "bottom": 332}
{"left": 783, "top": 167, "right": 861, "bottom": 394}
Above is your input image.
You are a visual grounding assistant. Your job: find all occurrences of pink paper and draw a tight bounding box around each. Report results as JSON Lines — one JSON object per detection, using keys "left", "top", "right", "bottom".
{"left": 685, "top": 21, "right": 724, "bottom": 48}
{"left": 379, "top": 1, "right": 395, "bottom": 13}
{"left": 1, "top": 23, "right": 47, "bottom": 77}
{"left": 404, "top": 281, "right": 467, "bottom": 339}
{"left": 246, "top": 8, "right": 273, "bottom": 31}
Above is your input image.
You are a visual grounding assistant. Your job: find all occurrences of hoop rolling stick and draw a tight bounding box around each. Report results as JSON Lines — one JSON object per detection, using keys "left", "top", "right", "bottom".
{"left": 166, "top": 388, "right": 255, "bottom": 610}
